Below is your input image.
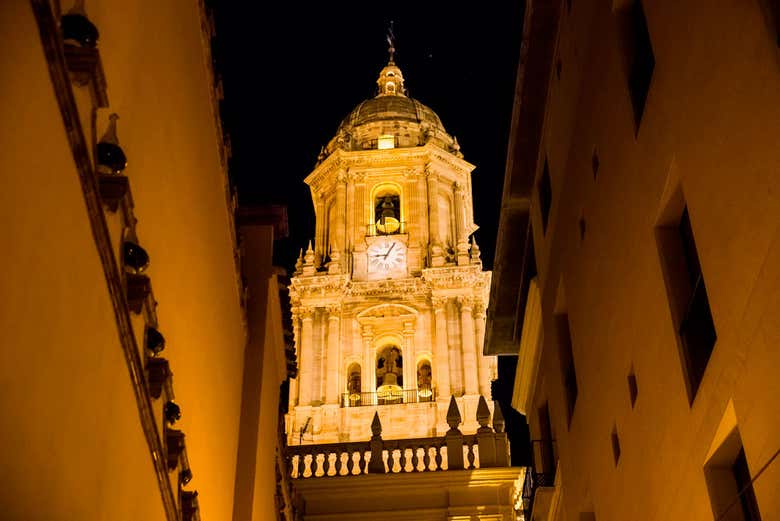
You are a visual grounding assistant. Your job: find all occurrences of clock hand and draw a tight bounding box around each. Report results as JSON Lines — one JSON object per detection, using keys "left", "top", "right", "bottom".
{"left": 383, "top": 242, "right": 396, "bottom": 259}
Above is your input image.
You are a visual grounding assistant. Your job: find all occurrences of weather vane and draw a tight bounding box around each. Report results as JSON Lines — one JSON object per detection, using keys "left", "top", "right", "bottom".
{"left": 386, "top": 20, "right": 396, "bottom": 63}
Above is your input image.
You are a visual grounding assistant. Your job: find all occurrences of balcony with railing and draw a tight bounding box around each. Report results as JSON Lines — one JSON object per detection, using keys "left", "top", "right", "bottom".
{"left": 365, "top": 221, "right": 408, "bottom": 237}
{"left": 516, "top": 439, "right": 558, "bottom": 520}
{"left": 340, "top": 387, "right": 436, "bottom": 408}
{"left": 288, "top": 396, "right": 510, "bottom": 479}
{"left": 286, "top": 396, "right": 526, "bottom": 520}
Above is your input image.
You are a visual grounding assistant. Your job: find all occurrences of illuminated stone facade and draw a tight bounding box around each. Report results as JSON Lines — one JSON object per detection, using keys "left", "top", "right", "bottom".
{"left": 287, "top": 59, "right": 497, "bottom": 444}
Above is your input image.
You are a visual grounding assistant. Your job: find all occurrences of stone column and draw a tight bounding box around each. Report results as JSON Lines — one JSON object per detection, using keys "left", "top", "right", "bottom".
{"left": 361, "top": 325, "right": 375, "bottom": 393}
{"left": 473, "top": 300, "right": 491, "bottom": 397}
{"left": 345, "top": 177, "right": 355, "bottom": 271}
{"left": 458, "top": 297, "right": 479, "bottom": 395}
{"left": 453, "top": 182, "right": 470, "bottom": 265}
{"left": 288, "top": 312, "right": 301, "bottom": 409}
{"left": 314, "top": 196, "right": 326, "bottom": 265}
{"left": 298, "top": 307, "right": 315, "bottom": 406}
{"left": 432, "top": 297, "right": 451, "bottom": 398}
{"left": 416, "top": 171, "right": 430, "bottom": 258}
{"left": 426, "top": 166, "right": 444, "bottom": 266}
{"left": 325, "top": 306, "right": 341, "bottom": 403}
{"left": 402, "top": 320, "right": 415, "bottom": 392}
{"left": 329, "top": 172, "right": 347, "bottom": 274}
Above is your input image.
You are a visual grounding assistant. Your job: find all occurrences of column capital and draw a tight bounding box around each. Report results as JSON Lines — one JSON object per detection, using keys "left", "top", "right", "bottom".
{"left": 299, "top": 306, "right": 315, "bottom": 320}
{"left": 472, "top": 300, "right": 487, "bottom": 318}
{"left": 456, "top": 295, "right": 474, "bottom": 310}
{"left": 431, "top": 295, "right": 448, "bottom": 309}
{"left": 325, "top": 304, "right": 341, "bottom": 316}
{"left": 336, "top": 171, "right": 348, "bottom": 184}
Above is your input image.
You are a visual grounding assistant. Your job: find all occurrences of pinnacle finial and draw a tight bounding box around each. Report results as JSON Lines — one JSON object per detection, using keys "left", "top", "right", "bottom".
{"left": 294, "top": 249, "right": 304, "bottom": 273}
{"left": 371, "top": 411, "right": 383, "bottom": 438}
{"left": 493, "top": 401, "right": 505, "bottom": 433}
{"left": 476, "top": 395, "right": 491, "bottom": 429}
{"left": 446, "top": 396, "right": 462, "bottom": 432}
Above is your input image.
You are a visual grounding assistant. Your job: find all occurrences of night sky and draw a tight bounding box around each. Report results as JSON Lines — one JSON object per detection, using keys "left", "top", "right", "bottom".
{"left": 213, "top": 2, "right": 525, "bottom": 272}
{"left": 213, "top": 2, "right": 529, "bottom": 462}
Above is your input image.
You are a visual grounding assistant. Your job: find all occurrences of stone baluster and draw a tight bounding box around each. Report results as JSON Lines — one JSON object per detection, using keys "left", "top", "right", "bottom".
{"left": 493, "top": 401, "right": 509, "bottom": 467}
{"left": 458, "top": 297, "right": 479, "bottom": 395}
{"left": 476, "top": 395, "right": 497, "bottom": 468}
{"left": 368, "top": 412, "right": 385, "bottom": 473}
{"left": 445, "top": 396, "right": 464, "bottom": 470}
{"left": 432, "top": 297, "right": 451, "bottom": 398}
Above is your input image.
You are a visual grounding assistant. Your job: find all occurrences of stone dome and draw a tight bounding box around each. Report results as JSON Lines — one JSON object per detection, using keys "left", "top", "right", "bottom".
{"left": 319, "top": 60, "right": 461, "bottom": 160}
{"left": 339, "top": 96, "right": 446, "bottom": 133}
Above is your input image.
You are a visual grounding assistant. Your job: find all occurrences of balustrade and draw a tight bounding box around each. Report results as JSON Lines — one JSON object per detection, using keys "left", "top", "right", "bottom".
{"left": 288, "top": 395, "right": 509, "bottom": 479}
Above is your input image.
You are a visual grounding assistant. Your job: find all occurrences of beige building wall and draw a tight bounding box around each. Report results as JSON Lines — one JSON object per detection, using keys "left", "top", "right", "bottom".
{"left": 497, "top": 1, "right": 779, "bottom": 520}
{"left": 0, "top": 7, "right": 167, "bottom": 519}
{"left": 1, "top": 1, "right": 289, "bottom": 520}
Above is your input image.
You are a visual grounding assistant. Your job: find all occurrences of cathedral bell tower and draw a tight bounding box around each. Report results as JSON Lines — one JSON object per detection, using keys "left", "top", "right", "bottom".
{"left": 286, "top": 53, "right": 496, "bottom": 444}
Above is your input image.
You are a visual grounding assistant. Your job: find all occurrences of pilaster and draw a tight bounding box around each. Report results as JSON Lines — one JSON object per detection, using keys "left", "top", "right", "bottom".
{"left": 325, "top": 305, "right": 341, "bottom": 403}
{"left": 473, "top": 300, "right": 492, "bottom": 397}
{"left": 458, "top": 296, "right": 479, "bottom": 395}
{"left": 432, "top": 296, "right": 451, "bottom": 398}
{"left": 298, "top": 307, "right": 315, "bottom": 406}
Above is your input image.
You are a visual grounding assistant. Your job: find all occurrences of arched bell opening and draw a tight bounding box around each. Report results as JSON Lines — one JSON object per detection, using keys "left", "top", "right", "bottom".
{"left": 346, "top": 362, "right": 362, "bottom": 406}
{"left": 416, "top": 359, "right": 433, "bottom": 401}
{"left": 376, "top": 345, "right": 403, "bottom": 402}
{"left": 372, "top": 184, "right": 402, "bottom": 235}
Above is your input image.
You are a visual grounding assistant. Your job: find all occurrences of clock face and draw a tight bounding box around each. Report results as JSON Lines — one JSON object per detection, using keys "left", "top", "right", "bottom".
{"left": 367, "top": 239, "right": 406, "bottom": 273}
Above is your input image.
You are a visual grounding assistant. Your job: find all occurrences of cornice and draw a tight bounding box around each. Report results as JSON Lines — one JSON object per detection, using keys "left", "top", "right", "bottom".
{"left": 304, "top": 144, "right": 475, "bottom": 193}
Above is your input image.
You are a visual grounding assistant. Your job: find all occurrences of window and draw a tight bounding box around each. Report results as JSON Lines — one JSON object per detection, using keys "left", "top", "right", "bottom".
{"left": 539, "top": 158, "right": 552, "bottom": 233}
{"left": 345, "top": 363, "right": 362, "bottom": 406}
{"left": 705, "top": 428, "right": 763, "bottom": 521}
{"left": 611, "top": 425, "right": 621, "bottom": 465}
{"left": 627, "top": 369, "right": 638, "bottom": 408}
{"left": 757, "top": 0, "right": 780, "bottom": 47}
{"left": 373, "top": 188, "right": 401, "bottom": 235}
{"left": 591, "top": 147, "right": 600, "bottom": 179}
{"left": 556, "top": 313, "right": 578, "bottom": 425}
{"left": 378, "top": 134, "right": 395, "bottom": 150}
{"left": 618, "top": 1, "right": 655, "bottom": 130}
{"left": 416, "top": 360, "right": 433, "bottom": 400}
{"left": 534, "top": 402, "right": 557, "bottom": 484}
{"left": 657, "top": 204, "right": 716, "bottom": 403}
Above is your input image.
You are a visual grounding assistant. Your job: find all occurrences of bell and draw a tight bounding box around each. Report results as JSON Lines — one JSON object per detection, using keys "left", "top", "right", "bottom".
{"left": 97, "top": 114, "right": 128, "bottom": 174}
{"left": 61, "top": 1, "right": 99, "bottom": 48}
{"left": 145, "top": 326, "right": 165, "bottom": 355}
{"left": 123, "top": 240, "right": 149, "bottom": 274}
{"left": 164, "top": 401, "right": 181, "bottom": 424}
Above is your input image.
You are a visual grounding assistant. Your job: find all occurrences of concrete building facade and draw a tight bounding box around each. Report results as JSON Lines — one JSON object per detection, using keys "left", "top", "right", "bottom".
{"left": 488, "top": 1, "right": 780, "bottom": 520}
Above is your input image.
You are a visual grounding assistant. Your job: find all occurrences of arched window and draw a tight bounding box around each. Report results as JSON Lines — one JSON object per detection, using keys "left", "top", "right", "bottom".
{"left": 376, "top": 345, "right": 403, "bottom": 402}
{"left": 416, "top": 359, "right": 433, "bottom": 400}
{"left": 374, "top": 188, "right": 401, "bottom": 235}
{"left": 346, "top": 363, "right": 362, "bottom": 406}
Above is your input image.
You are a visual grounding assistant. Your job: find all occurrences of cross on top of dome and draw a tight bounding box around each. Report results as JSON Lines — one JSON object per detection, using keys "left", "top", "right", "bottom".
{"left": 377, "top": 22, "right": 406, "bottom": 97}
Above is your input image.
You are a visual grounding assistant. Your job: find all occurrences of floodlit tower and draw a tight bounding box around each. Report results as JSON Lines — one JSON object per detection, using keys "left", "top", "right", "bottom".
{"left": 286, "top": 52, "right": 496, "bottom": 444}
